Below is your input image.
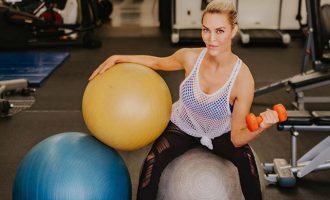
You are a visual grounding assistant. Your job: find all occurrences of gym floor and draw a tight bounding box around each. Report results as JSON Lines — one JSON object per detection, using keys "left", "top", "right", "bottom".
{"left": 1, "top": 0, "right": 330, "bottom": 199}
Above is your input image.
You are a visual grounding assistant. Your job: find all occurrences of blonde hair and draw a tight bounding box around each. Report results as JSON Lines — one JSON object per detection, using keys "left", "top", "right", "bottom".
{"left": 202, "top": 0, "right": 238, "bottom": 26}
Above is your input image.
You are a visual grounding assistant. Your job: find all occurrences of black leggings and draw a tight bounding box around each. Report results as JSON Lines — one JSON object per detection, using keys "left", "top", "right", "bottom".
{"left": 137, "top": 122, "right": 262, "bottom": 200}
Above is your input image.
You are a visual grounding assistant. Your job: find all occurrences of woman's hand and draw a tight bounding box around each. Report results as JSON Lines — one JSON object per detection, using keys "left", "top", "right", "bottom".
{"left": 89, "top": 56, "right": 117, "bottom": 81}
{"left": 259, "top": 108, "right": 279, "bottom": 129}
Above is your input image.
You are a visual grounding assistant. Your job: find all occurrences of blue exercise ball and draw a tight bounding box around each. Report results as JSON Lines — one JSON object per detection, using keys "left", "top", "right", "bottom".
{"left": 13, "top": 132, "right": 131, "bottom": 200}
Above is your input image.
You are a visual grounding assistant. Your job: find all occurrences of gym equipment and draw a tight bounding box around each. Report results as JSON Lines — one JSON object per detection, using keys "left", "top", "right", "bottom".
{"left": 296, "top": 0, "right": 330, "bottom": 40}
{"left": 0, "top": 0, "right": 107, "bottom": 49}
{"left": 97, "top": 0, "right": 113, "bottom": 22}
{"left": 19, "top": 0, "right": 79, "bottom": 25}
{"left": 295, "top": 0, "right": 306, "bottom": 30}
{"left": 254, "top": 0, "right": 330, "bottom": 110}
{"left": 0, "top": 52, "right": 69, "bottom": 87}
{"left": 246, "top": 104, "right": 287, "bottom": 132}
{"left": 157, "top": 148, "right": 265, "bottom": 200}
{"left": 158, "top": 0, "right": 172, "bottom": 34}
{"left": 13, "top": 132, "right": 131, "bottom": 200}
{"left": 82, "top": 63, "right": 172, "bottom": 151}
{"left": 236, "top": 0, "right": 291, "bottom": 45}
{"left": 320, "top": 4, "right": 330, "bottom": 51}
{"left": 170, "top": 0, "right": 208, "bottom": 43}
{"left": 0, "top": 79, "right": 35, "bottom": 117}
{"left": 264, "top": 110, "right": 330, "bottom": 187}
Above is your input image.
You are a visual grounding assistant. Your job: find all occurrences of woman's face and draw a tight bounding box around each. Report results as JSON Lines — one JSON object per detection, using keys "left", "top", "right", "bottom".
{"left": 201, "top": 13, "right": 237, "bottom": 56}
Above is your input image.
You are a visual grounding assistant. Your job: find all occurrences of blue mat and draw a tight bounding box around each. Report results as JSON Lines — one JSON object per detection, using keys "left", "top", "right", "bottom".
{"left": 0, "top": 52, "right": 70, "bottom": 87}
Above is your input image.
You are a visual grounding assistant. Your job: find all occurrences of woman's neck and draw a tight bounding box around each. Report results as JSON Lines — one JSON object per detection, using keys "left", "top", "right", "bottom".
{"left": 205, "top": 51, "right": 236, "bottom": 69}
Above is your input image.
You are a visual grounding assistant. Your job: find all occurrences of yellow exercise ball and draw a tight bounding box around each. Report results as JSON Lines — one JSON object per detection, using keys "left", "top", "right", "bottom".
{"left": 82, "top": 63, "right": 172, "bottom": 151}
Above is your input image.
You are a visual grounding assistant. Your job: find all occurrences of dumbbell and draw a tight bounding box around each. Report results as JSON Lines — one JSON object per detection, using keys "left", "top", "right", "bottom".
{"left": 246, "top": 104, "right": 287, "bottom": 132}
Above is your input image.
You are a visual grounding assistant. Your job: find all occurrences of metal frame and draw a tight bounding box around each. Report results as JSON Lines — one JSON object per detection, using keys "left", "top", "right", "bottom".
{"left": 264, "top": 124, "right": 330, "bottom": 187}
{"left": 293, "top": 79, "right": 330, "bottom": 110}
{"left": 0, "top": 79, "right": 35, "bottom": 117}
{"left": 254, "top": 0, "right": 330, "bottom": 109}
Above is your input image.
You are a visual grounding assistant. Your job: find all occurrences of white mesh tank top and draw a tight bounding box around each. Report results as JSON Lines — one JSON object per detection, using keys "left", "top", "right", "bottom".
{"left": 171, "top": 48, "right": 242, "bottom": 150}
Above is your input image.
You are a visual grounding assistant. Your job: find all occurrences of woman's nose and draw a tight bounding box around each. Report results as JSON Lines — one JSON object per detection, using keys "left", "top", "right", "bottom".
{"left": 210, "top": 32, "right": 216, "bottom": 41}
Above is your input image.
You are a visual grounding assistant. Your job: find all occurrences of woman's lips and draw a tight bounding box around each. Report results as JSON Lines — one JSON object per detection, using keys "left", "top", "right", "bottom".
{"left": 208, "top": 44, "right": 219, "bottom": 49}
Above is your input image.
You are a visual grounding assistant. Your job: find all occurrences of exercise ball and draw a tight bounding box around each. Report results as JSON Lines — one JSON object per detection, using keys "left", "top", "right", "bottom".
{"left": 82, "top": 63, "right": 172, "bottom": 151}
{"left": 13, "top": 132, "right": 131, "bottom": 200}
{"left": 157, "top": 148, "right": 265, "bottom": 200}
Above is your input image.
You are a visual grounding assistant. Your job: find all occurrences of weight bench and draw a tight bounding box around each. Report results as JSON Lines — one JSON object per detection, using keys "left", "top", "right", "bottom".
{"left": 255, "top": 69, "right": 330, "bottom": 110}
{"left": 264, "top": 110, "right": 330, "bottom": 187}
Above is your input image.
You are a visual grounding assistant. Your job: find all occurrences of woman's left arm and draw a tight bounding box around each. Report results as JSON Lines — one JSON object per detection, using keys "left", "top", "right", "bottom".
{"left": 230, "top": 65, "right": 279, "bottom": 147}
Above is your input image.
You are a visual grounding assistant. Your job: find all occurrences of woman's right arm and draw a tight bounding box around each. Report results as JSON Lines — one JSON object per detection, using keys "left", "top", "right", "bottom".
{"left": 89, "top": 49, "right": 189, "bottom": 80}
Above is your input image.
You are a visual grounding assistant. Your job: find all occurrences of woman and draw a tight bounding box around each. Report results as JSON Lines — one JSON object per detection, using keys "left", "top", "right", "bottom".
{"left": 90, "top": 0, "right": 278, "bottom": 199}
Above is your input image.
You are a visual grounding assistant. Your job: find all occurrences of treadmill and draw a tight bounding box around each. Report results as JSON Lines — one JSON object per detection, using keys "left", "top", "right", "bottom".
{"left": 236, "top": 0, "right": 291, "bottom": 45}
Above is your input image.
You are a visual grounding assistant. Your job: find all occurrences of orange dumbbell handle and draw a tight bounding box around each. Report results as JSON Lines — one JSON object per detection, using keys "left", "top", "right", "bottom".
{"left": 246, "top": 104, "right": 287, "bottom": 132}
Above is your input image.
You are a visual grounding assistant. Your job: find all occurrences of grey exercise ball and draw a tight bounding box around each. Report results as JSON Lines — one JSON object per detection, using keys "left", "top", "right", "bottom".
{"left": 157, "top": 148, "right": 265, "bottom": 200}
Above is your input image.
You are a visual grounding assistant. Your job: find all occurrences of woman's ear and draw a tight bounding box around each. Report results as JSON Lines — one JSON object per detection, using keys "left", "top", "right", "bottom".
{"left": 231, "top": 24, "right": 238, "bottom": 39}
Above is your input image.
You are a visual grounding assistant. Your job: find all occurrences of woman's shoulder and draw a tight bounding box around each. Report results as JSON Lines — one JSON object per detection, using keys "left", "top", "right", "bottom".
{"left": 236, "top": 60, "right": 254, "bottom": 85}
{"left": 176, "top": 48, "right": 204, "bottom": 66}
{"left": 232, "top": 60, "right": 255, "bottom": 98}
{"left": 176, "top": 47, "right": 203, "bottom": 58}
{"left": 240, "top": 62, "right": 252, "bottom": 75}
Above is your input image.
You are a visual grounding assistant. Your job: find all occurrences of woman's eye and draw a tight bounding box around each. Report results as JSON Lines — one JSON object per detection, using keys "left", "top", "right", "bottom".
{"left": 202, "top": 28, "right": 209, "bottom": 33}
{"left": 216, "top": 30, "right": 224, "bottom": 34}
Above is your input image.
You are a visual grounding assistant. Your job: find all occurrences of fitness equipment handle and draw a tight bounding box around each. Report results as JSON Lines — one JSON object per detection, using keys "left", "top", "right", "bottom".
{"left": 246, "top": 104, "right": 287, "bottom": 132}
